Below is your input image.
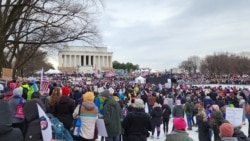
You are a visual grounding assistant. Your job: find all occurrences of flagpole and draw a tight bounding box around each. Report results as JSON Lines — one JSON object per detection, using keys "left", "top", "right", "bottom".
{"left": 40, "top": 68, "right": 43, "bottom": 94}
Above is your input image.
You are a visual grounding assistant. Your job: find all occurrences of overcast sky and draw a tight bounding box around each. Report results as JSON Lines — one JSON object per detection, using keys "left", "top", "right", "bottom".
{"left": 50, "top": 0, "right": 250, "bottom": 71}
{"left": 94, "top": 0, "right": 250, "bottom": 71}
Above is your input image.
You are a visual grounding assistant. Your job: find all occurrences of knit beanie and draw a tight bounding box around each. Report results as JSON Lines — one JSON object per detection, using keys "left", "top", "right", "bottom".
{"left": 9, "top": 82, "right": 16, "bottom": 89}
{"left": 101, "top": 90, "right": 111, "bottom": 98}
{"left": 61, "top": 86, "right": 70, "bottom": 96}
{"left": 13, "top": 87, "right": 23, "bottom": 97}
{"left": 220, "top": 123, "right": 234, "bottom": 137}
{"left": 83, "top": 92, "right": 95, "bottom": 101}
{"left": 173, "top": 117, "right": 186, "bottom": 130}
{"left": 133, "top": 98, "right": 144, "bottom": 109}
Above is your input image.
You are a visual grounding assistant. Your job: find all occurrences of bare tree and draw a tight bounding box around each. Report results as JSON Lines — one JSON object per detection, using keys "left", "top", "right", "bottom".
{"left": 200, "top": 52, "right": 250, "bottom": 75}
{"left": 0, "top": 0, "right": 102, "bottom": 77}
{"left": 187, "top": 56, "right": 201, "bottom": 73}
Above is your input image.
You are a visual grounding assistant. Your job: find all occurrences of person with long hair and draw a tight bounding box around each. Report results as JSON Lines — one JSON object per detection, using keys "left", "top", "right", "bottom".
{"left": 46, "top": 87, "right": 61, "bottom": 114}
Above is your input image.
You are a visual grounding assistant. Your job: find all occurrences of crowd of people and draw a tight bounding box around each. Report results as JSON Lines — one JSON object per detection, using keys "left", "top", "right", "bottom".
{"left": 0, "top": 76, "right": 250, "bottom": 141}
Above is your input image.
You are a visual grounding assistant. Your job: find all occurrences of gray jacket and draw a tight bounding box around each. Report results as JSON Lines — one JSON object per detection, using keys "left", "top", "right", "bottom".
{"left": 0, "top": 100, "right": 23, "bottom": 141}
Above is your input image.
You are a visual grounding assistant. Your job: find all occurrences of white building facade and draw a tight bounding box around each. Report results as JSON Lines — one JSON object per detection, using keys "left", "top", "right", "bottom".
{"left": 58, "top": 46, "right": 113, "bottom": 71}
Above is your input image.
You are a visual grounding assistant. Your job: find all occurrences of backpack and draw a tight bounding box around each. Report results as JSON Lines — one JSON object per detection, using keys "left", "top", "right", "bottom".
{"left": 47, "top": 114, "right": 73, "bottom": 141}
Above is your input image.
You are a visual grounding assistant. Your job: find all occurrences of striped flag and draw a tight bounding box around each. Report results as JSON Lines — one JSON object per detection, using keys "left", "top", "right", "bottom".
{"left": 40, "top": 68, "right": 50, "bottom": 94}
{"left": 93, "top": 65, "right": 99, "bottom": 78}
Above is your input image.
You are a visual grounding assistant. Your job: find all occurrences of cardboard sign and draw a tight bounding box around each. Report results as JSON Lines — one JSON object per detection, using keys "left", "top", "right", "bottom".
{"left": 1, "top": 68, "right": 13, "bottom": 80}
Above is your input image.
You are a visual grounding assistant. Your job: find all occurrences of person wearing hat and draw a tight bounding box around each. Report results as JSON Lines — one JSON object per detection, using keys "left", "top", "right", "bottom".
{"left": 73, "top": 92, "right": 98, "bottom": 141}
{"left": 8, "top": 88, "right": 25, "bottom": 133}
{"left": 122, "top": 98, "right": 153, "bottom": 141}
{"left": 219, "top": 123, "right": 238, "bottom": 141}
{"left": 0, "top": 100, "right": 23, "bottom": 141}
{"left": 53, "top": 86, "right": 75, "bottom": 130}
{"left": 101, "top": 89, "right": 121, "bottom": 141}
{"left": 166, "top": 117, "right": 193, "bottom": 141}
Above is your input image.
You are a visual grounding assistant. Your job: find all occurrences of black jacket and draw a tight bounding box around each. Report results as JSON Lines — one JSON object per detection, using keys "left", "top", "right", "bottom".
{"left": 162, "top": 104, "right": 171, "bottom": 119}
{"left": 196, "top": 114, "right": 211, "bottom": 141}
{"left": 0, "top": 100, "right": 23, "bottom": 141}
{"left": 122, "top": 108, "right": 153, "bottom": 141}
{"left": 150, "top": 105, "right": 162, "bottom": 126}
{"left": 53, "top": 96, "right": 75, "bottom": 130}
{"left": 23, "top": 99, "right": 46, "bottom": 141}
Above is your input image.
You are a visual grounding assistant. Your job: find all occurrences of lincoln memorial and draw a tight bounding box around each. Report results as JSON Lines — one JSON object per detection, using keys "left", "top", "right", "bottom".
{"left": 58, "top": 46, "right": 113, "bottom": 72}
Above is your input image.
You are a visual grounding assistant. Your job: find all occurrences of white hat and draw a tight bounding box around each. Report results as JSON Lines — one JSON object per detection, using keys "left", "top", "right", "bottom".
{"left": 133, "top": 99, "right": 144, "bottom": 109}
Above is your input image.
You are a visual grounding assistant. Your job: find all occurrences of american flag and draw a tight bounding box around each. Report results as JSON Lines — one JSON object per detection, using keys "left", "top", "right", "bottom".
{"left": 40, "top": 68, "right": 50, "bottom": 94}
{"left": 93, "top": 65, "right": 99, "bottom": 78}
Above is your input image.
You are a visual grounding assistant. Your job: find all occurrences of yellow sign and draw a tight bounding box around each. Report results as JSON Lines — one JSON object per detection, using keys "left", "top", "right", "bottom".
{"left": 1, "top": 68, "right": 13, "bottom": 80}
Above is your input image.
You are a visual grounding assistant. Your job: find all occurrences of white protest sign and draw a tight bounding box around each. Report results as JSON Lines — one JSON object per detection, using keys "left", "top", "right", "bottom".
{"left": 37, "top": 104, "right": 53, "bottom": 141}
{"left": 96, "top": 119, "right": 107, "bottom": 137}
{"left": 226, "top": 107, "right": 243, "bottom": 127}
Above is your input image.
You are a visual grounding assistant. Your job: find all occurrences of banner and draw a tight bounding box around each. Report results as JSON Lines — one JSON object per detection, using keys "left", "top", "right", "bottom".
{"left": 37, "top": 104, "right": 53, "bottom": 141}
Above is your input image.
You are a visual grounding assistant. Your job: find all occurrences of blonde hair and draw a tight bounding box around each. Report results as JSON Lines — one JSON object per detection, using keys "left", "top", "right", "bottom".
{"left": 48, "top": 87, "right": 61, "bottom": 106}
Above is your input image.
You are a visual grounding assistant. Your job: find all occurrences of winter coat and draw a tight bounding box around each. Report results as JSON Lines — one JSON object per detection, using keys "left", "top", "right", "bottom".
{"left": 166, "top": 97, "right": 174, "bottom": 113}
{"left": 172, "top": 105, "right": 184, "bottom": 118}
{"left": 150, "top": 104, "right": 162, "bottom": 126}
{"left": 196, "top": 114, "right": 211, "bottom": 141}
{"left": 148, "top": 96, "right": 156, "bottom": 106}
{"left": 211, "top": 110, "right": 227, "bottom": 141}
{"left": 162, "top": 104, "right": 171, "bottom": 119}
{"left": 73, "top": 101, "right": 98, "bottom": 140}
{"left": 23, "top": 98, "right": 45, "bottom": 141}
{"left": 165, "top": 130, "right": 193, "bottom": 141}
{"left": 233, "top": 127, "right": 249, "bottom": 141}
{"left": 0, "top": 100, "right": 23, "bottom": 141}
{"left": 3, "top": 90, "right": 14, "bottom": 101}
{"left": 122, "top": 108, "right": 153, "bottom": 141}
{"left": 53, "top": 96, "right": 75, "bottom": 130}
{"left": 103, "top": 97, "right": 121, "bottom": 137}
{"left": 203, "top": 96, "right": 214, "bottom": 108}
{"left": 184, "top": 101, "right": 194, "bottom": 115}
{"left": 8, "top": 96, "right": 25, "bottom": 124}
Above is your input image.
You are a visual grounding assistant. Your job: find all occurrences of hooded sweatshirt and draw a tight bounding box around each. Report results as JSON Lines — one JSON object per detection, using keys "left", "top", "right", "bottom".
{"left": 0, "top": 100, "right": 23, "bottom": 141}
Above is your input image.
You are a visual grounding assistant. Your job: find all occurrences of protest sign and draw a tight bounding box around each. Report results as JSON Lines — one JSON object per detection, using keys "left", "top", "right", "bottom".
{"left": 226, "top": 107, "right": 243, "bottom": 127}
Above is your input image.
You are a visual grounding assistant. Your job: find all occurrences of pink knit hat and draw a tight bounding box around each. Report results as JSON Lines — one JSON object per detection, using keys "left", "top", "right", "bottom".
{"left": 9, "top": 82, "right": 16, "bottom": 89}
{"left": 173, "top": 118, "right": 186, "bottom": 130}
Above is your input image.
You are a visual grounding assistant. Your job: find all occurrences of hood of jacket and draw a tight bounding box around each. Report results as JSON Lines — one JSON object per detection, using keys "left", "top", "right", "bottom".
{"left": 24, "top": 98, "right": 46, "bottom": 122}
{"left": 58, "top": 96, "right": 72, "bottom": 104}
{"left": 104, "top": 97, "right": 118, "bottom": 107}
{"left": 0, "top": 100, "right": 12, "bottom": 134}
{"left": 82, "top": 101, "right": 96, "bottom": 111}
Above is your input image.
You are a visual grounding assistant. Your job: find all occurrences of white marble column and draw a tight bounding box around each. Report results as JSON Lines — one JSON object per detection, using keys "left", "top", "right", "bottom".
{"left": 79, "top": 55, "right": 82, "bottom": 66}
{"left": 97, "top": 55, "right": 100, "bottom": 69}
{"left": 83, "top": 55, "right": 86, "bottom": 66}
{"left": 93, "top": 55, "right": 96, "bottom": 67}
{"left": 102, "top": 56, "right": 105, "bottom": 68}
{"left": 88, "top": 55, "right": 91, "bottom": 66}
{"left": 110, "top": 55, "right": 113, "bottom": 68}
{"left": 64, "top": 54, "right": 67, "bottom": 67}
